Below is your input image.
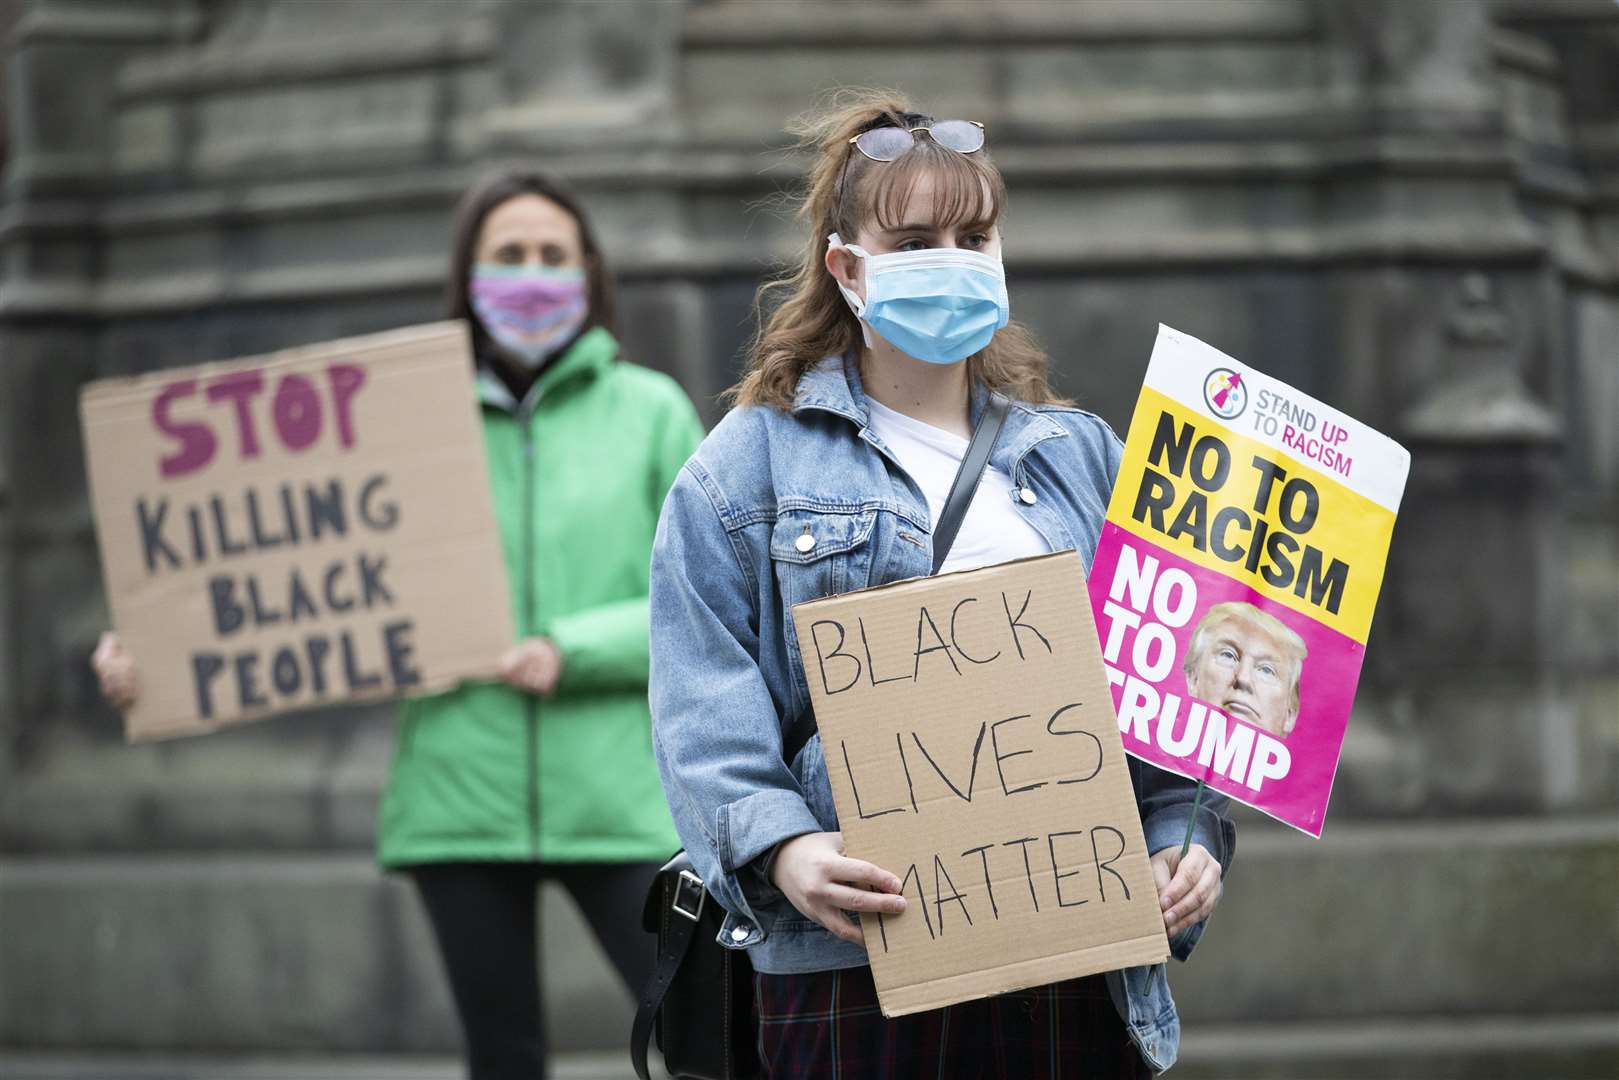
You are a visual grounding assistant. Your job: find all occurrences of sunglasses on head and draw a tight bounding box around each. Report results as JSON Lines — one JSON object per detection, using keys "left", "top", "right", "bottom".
{"left": 835, "top": 118, "right": 988, "bottom": 228}
{"left": 848, "top": 119, "right": 987, "bottom": 161}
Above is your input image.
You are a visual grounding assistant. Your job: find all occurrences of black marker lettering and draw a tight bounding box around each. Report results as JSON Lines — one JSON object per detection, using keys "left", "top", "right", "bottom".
{"left": 910, "top": 722, "right": 985, "bottom": 803}
{"left": 1091, "top": 826, "right": 1131, "bottom": 902}
{"left": 1003, "top": 836, "right": 1041, "bottom": 912}
{"left": 843, "top": 739, "right": 908, "bottom": 820}
{"left": 1002, "top": 590, "right": 1052, "bottom": 659}
{"left": 1048, "top": 830, "right": 1091, "bottom": 909}
{"left": 809, "top": 619, "right": 861, "bottom": 695}
{"left": 136, "top": 498, "right": 181, "bottom": 574}
{"left": 961, "top": 844, "right": 1000, "bottom": 918}
{"left": 989, "top": 714, "right": 1045, "bottom": 796}
{"left": 933, "top": 854, "right": 973, "bottom": 934}
{"left": 949, "top": 597, "right": 1001, "bottom": 665}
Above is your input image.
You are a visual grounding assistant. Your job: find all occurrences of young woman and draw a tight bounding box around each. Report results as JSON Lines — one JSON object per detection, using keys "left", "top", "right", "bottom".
{"left": 647, "top": 94, "right": 1234, "bottom": 1077}
{"left": 93, "top": 168, "right": 705, "bottom": 1080}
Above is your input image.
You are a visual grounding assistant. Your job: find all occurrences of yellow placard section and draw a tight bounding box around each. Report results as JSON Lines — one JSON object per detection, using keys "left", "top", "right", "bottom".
{"left": 1105, "top": 387, "right": 1395, "bottom": 642}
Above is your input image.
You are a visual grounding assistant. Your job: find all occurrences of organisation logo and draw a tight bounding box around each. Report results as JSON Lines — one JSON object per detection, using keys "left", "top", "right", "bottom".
{"left": 1203, "top": 368, "right": 1248, "bottom": 420}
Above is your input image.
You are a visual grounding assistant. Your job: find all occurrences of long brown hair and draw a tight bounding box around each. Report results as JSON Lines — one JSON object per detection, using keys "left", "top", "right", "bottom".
{"left": 445, "top": 168, "right": 617, "bottom": 356}
{"left": 729, "top": 89, "right": 1067, "bottom": 409}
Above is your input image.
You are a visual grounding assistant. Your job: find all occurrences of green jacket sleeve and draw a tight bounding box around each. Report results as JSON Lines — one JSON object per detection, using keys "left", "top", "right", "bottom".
{"left": 545, "top": 595, "right": 652, "bottom": 692}
{"left": 546, "top": 383, "right": 706, "bottom": 693}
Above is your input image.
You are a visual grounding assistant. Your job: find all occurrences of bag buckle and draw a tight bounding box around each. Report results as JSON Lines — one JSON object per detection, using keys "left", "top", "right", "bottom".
{"left": 671, "top": 869, "right": 706, "bottom": 922}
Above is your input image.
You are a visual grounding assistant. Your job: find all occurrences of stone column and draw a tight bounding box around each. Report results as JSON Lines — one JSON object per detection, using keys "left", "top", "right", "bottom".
{"left": 1312, "top": 0, "right": 1578, "bottom": 813}
{"left": 1393, "top": 273, "right": 1569, "bottom": 811}
{"left": 0, "top": 0, "right": 199, "bottom": 781}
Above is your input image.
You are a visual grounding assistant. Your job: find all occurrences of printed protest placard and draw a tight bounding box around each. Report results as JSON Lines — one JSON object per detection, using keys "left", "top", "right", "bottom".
{"left": 1090, "top": 325, "right": 1409, "bottom": 836}
{"left": 792, "top": 552, "right": 1168, "bottom": 1017}
{"left": 81, "top": 321, "right": 515, "bottom": 741}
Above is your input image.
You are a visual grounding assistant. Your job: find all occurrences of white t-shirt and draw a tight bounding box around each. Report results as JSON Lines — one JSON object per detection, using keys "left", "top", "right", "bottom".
{"left": 865, "top": 397, "right": 1052, "bottom": 574}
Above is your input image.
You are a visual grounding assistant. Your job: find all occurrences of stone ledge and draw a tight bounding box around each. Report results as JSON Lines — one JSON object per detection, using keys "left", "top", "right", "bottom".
{"left": 1176, "top": 1014, "right": 1619, "bottom": 1079}
{"left": 0, "top": 1054, "right": 465, "bottom": 1080}
{"left": 0, "top": 854, "right": 637, "bottom": 1054}
{"left": 1492, "top": 27, "right": 1565, "bottom": 79}
{"left": 0, "top": 226, "right": 1561, "bottom": 320}
{"left": 0, "top": 1051, "right": 655, "bottom": 1080}
{"left": 1496, "top": 0, "right": 1619, "bottom": 29}
{"left": 4, "top": 1021, "right": 1616, "bottom": 1080}
{"left": 115, "top": 23, "right": 496, "bottom": 100}
{"left": 0, "top": 708, "right": 395, "bottom": 854}
{"left": 9, "top": 3, "right": 199, "bottom": 48}
{"left": 1173, "top": 813, "right": 1617, "bottom": 1024}
{"left": 682, "top": 0, "right": 1314, "bottom": 47}
{"left": 1, "top": 818, "right": 1612, "bottom": 1052}
{"left": 10, "top": 693, "right": 1615, "bottom": 852}
{"left": 0, "top": 131, "right": 1544, "bottom": 239}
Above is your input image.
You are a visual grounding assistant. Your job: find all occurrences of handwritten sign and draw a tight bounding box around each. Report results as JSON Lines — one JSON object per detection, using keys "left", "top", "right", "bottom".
{"left": 792, "top": 551, "right": 1168, "bottom": 1017}
{"left": 1089, "top": 325, "right": 1409, "bottom": 835}
{"left": 81, "top": 321, "right": 515, "bottom": 740}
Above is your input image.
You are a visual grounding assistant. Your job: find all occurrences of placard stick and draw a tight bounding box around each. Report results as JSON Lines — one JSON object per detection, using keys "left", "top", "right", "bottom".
{"left": 1144, "top": 774, "right": 1208, "bottom": 998}
{"left": 1177, "top": 776, "right": 1207, "bottom": 860}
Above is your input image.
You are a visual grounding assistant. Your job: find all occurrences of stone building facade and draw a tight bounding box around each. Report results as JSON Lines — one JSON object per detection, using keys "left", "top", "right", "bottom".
{"left": 1, "top": 1, "right": 1615, "bottom": 1073}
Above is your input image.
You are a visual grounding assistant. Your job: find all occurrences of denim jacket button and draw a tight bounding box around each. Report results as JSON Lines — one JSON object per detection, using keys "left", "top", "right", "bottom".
{"left": 795, "top": 531, "right": 816, "bottom": 553}
{"left": 1018, "top": 486, "right": 1037, "bottom": 505}
{"left": 731, "top": 926, "right": 752, "bottom": 942}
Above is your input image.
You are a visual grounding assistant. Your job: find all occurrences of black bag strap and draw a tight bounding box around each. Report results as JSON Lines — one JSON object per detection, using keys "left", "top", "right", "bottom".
{"left": 631, "top": 858, "right": 708, "bottom": 1080}
{"left": 929, "top": 392, "right": 1011, "bottom": 577}
{"left": 781, "top": 392, "right": 1010, "bottom": 763}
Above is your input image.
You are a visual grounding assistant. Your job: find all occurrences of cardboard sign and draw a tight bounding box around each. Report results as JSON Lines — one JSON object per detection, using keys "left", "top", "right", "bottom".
{"left": 792, "top": 551, "right": 1168, "bottom": 1017}
{"left": 1089, "top": 325, "right": 1409, "bottom": 835}
{"left": 81, "top": 321, "right": 515, "bottom": 741}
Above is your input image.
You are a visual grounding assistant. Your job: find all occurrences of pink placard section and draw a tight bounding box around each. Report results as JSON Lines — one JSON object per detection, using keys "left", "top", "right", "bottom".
{"left": 1087, "top": 522, "right": 1363, "bottom": 836}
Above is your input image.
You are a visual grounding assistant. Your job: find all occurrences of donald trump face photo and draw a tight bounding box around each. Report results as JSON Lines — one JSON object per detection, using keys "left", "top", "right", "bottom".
{"left": 1182, "top": 601, "right": 1308, "bottom": 738}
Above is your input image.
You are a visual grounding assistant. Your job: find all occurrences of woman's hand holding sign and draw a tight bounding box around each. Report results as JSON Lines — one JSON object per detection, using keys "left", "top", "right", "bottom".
{"left": 771, "top": 831, "right": 907, "bottom": 946}
{"left": 92, "top": 632, "right": 139, "bottom": 712}
{"left": 499, "top": 637, "right": 565, "bottom": 696}
{"left": 1151, "top": 841, "right": 1223, "bottom": 937}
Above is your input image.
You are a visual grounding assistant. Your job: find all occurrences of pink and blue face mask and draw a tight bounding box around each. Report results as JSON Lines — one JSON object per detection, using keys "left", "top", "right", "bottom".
{"left": 469, "top": 264, "right": 589, "bottom": 368}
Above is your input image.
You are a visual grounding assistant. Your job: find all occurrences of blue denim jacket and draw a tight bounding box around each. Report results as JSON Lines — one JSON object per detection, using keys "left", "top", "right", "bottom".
{"left": 649, "top": 355, "right": 1235, "bottom": 1073}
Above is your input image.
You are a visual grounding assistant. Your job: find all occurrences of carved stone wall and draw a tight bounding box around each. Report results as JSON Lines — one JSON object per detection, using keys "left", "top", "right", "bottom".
{"left": 1, "top": 0, "right": 1614, "bottom": 1069}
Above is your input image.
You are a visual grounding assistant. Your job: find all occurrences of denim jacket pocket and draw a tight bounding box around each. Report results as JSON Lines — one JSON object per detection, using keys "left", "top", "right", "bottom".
{"left": 770, "top": 505, "right": 879, "bottom": 715}
{"left": 769, "top": 507, "right": 877, "bottom": 588}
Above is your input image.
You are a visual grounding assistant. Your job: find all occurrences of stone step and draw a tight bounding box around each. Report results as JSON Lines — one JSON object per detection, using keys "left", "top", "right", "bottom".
{"left": 0, "top": 1051, "right": 632, "bottom": 1079}
{"left": 1173, "top": 812, "right": 1617, "bottom": 1024}
{"left": 0, "top": 1053, "right": 468, "bottom": 1080}
{"left": 16, "top": 699, "right": 1615, "bottom": 855}
{"left": 0, "top": 855, "right": 616, "bottom": 1054}
{"left": 1174, "top": 1014, "right": 1619, "bottom": 1079}
{"left": 3, "top": 1014, "right": 1615, "bottom": 1080}
{"left": 2, "top": 817, "right": 1613, "bottom": 1053}
{"left": 0, "top": 709, "right": 397, "bottom": 855}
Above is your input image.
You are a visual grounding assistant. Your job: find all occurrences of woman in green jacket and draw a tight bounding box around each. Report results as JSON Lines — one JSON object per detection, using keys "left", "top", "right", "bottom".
{"left": 93, "top": 168, "right": 705, "bottom": 1080}
{"left": 385, "top": 168, "right": 704, "bottom": 1078}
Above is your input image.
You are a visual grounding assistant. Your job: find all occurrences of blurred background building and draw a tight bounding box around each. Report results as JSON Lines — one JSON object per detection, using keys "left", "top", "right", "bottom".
{"left": 0, "top": 0, "right": 1615, "bottom": 1077}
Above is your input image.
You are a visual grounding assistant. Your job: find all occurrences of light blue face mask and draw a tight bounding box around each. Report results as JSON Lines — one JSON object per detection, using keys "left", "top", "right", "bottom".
{"left": 828, "top": 232, "right": 1010, "bottom": 364}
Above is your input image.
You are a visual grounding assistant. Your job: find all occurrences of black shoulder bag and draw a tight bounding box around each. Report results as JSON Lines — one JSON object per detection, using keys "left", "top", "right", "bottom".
{"left": 631, "top": 394, "right": 1011, "bottom": 1080}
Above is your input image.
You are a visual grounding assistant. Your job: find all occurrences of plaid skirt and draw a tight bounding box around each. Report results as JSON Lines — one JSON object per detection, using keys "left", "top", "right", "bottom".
{"left": 754, "top": 966, "right": 1152, "bottom": 1079}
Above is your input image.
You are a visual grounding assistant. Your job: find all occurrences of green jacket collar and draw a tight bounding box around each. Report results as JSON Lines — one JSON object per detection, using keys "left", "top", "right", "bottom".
{"left": 475, "top": 325, "right": 618, "bottom": 414}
